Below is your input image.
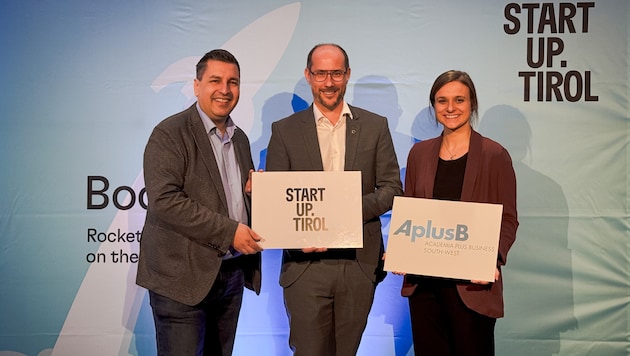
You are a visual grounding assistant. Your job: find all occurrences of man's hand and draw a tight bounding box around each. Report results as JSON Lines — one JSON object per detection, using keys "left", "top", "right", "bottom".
{"left": 244, "top": 169, "right": 264, "bottom": 195}
{"left": 232, "top": 223, "right": 263, "bottom": 255}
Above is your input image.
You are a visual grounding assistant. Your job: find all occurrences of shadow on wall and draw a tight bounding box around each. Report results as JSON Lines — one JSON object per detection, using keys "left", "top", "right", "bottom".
{"left": 351, "top": 75, "right": 416, "bottom": 356}
{"left": 251, "top": 79, "right": 310, "bottom": 355}
{"left": 352, "top": 75, "right": 414, "bottom": 166}
{"left": 411, "top": 106, "right": 443, "bottom": 143}
{"left": 479, "top": 105, "right": 577, "bottom": 356}
{"left": 252, "top": 79, "right": 310, "bottom": 170}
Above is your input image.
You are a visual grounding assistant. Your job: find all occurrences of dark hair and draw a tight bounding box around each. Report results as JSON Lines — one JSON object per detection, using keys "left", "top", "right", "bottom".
{"left": 196, "top": 49, "right": 240, "bottom": 80}
{"left": 306, "top": 43, "right": 350, "bottom": 70}
{"left": 429, "top": 70, "right": 479, "bottom": 125}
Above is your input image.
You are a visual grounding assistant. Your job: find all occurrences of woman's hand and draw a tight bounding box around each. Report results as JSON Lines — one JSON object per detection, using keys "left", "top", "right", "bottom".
{"left": 471, "top": 267, "right": 500, "bottom": 285}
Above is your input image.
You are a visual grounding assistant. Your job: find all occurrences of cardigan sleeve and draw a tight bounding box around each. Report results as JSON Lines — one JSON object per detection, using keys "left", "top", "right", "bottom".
{"left": 495, "top": 147, "right": 519, "bottom": 266}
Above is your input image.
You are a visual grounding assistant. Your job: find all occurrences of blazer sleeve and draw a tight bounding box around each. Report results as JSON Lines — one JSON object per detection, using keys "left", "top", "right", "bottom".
{"left": 361, "top": 116, "right": 403, "bottom": 221}
{"left": 265, "top": 120, "right": 291, "bottom": 171}
{"left": 495, "top": 147, "right": 518, "bottom": 267}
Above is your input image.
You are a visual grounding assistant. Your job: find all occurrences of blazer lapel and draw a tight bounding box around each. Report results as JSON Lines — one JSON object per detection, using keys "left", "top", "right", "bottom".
{"left": 300, "top": 107, "right": 324, "bottom": 170}
{"left": 345, "top": 108, "right": 360, "bottom": 171}
{"left": 188, "top": 107, "right": 229, "bottom": 210}
{"left": 460, "top": 130, "right": 482, "bottom": 202}
{"left": 232, "top": 128, "right": 249, "bottom": 189}
{"left": 232, "top": 127, "right": 252, "bottom": 213}
{"left": 424, "top": 136, "right": 442, "bottom": 199}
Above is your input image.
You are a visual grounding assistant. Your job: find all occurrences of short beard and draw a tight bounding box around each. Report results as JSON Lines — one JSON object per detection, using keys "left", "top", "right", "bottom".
{"left": 314, "top": 87, "right": 345, "bottom": 112}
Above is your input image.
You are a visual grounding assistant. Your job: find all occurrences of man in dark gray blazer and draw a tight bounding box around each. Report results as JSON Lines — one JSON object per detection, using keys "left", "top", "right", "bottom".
{"left": 136, "top": 49, "right": 263, "bottom": 356}
{"left": 266, "top": 43, "right": 402, "bottom": 356}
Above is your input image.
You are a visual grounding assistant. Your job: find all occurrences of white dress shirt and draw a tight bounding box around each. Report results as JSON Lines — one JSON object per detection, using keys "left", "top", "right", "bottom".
{"left": 313, "top": 102, "right": 352, "bottom": 172}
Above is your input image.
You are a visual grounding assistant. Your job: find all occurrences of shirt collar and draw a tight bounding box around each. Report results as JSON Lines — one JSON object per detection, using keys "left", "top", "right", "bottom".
{"left": 196, "top": 102, "right": 236, "bottom": 137}
{"left": 312, "top": 101, "right": 353, "bottom": 123}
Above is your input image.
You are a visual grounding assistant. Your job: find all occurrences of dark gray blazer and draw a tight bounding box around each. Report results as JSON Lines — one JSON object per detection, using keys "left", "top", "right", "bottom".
{"left": 136, "top": 104, "right": 261, "bottom": 306}
{"left": 266, "top": 104, "right": 403, "bottom": 286}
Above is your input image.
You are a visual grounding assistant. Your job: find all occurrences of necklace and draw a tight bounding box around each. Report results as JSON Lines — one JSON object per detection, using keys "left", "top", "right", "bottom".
{"left": 443, "top": 142, "right": 457, "bottom": 160}
{"left": 443, "top": 131, "right": 471, "bottom": 160}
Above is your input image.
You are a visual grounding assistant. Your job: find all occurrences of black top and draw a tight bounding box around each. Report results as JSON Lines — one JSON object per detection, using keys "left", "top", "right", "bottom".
{"left": 433, "top": 153, "right": 468, "bottom": 201}
{"left": 408, "top": 153, "right": 469, "bottom": 285}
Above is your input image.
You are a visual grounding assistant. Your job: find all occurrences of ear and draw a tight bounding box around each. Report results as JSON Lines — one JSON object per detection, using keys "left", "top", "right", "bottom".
{"left": 193, "top": 78, "right": 200, "bottom": 97}
{"left": 304, "top": 68, "right": 312, "bottom": 85}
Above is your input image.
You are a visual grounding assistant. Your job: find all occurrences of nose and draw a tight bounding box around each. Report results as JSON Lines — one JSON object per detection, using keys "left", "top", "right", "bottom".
{"left": 219, "top": 81, "right": 230, "bottom": 93}
{"left": 322, "top": 72, "right": 336, "bottom": 86}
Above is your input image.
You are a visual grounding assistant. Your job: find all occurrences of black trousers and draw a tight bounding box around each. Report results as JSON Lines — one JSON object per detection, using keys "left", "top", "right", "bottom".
{"left": 408, "top": 277, "right": 496, "bottom": 356}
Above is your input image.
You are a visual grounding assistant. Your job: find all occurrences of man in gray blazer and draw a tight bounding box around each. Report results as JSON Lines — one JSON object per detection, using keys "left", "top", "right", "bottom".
{"left": 266, "top": 43, "right": 403, "bottom": 356}
{"left": 136, "top": 49, "right": 263, "bottom": 356}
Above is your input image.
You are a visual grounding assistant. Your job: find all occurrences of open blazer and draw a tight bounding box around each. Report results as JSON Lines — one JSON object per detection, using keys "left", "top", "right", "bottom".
{"left": 137, "top": 104, "right": 261, "bottom": 306}
{"left": 402, "top": 129, "right": 518, "bottom": 318}
{"left": 266, "top": 104, "right": 403, "bottom": 287}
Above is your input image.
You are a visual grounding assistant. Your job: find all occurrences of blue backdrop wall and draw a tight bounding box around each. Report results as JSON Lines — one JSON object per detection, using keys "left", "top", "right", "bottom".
{"left": 1, "top": 1, "right": 628, "bottom": 355}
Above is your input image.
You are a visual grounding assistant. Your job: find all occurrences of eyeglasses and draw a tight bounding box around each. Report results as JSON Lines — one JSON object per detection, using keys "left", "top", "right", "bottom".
{"left": 309, "top": 70, "right": 347, "bottom": 82}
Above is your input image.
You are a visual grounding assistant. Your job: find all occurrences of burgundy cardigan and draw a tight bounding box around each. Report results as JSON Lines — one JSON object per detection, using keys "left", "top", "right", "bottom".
{"left": 401, "top": 129, "right": 519, "bottom": 318}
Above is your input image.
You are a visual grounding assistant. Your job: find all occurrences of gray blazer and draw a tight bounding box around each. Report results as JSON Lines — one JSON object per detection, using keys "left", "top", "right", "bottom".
{"left": 136, "top": 104, "right": 261, "bottom": 306}
{"left": 266, "top": 104, "right": 402, "bottom": 286}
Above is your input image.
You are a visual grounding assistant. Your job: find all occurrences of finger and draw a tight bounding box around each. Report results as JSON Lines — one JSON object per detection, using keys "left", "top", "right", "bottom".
{"left": 251, "top": 241, "right": 263, "bottom": 252}
{"left": 244, "top": 171, "right": 254, "bottom": 194}
{"left": 471, "top": 280, "right": 489, "bottom": 285}
{"left": 247, "top": 234, "right": 263, "bottom": 252}
{"left": 249, "top": 230, "right": 262, "bottom": 242}
{"left": 240, "top": 244, "right": 257, "bottom": 255}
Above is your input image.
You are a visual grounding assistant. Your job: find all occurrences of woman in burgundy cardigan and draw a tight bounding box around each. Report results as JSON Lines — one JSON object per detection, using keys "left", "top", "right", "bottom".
{"left": 401, "top": 70, "right": 518, "bottom": 356}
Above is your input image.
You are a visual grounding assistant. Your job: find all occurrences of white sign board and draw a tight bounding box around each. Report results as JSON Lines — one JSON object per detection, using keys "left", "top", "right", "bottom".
{"left": 384, "top": 196, "right": 503, "bottom": 282}
{"left": 251, "top": 171, "right": 363, "bottom": 249}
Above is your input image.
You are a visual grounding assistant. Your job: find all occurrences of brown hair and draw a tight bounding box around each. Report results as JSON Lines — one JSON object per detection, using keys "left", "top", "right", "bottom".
{"left": 429, "top": 70, "right": 479, "bottom": 125}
